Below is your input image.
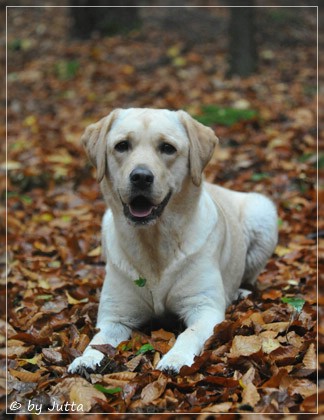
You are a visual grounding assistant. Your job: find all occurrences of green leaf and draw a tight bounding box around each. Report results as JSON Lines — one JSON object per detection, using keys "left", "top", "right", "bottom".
{"left": 318, "top": 154, "right": 324, "bottom": 169}
{"left": 297, "top": 152, "right": 314, "bottom": 163}
{"left": 35, "top": 294, "right": 52, "bottom": 301}
{"left": 55, "top": 60, "right": 80, "bottom": 80}
{"left": 277, "top": 218, "right": 283, "bottom": 228}
{"left": 195, "top": 105, "right": 257, "bottom": 127}
{"left": 250, "top": 173, "right": 270, "bottom": 182}
{"left": 7, "top": 192, "right": 32, "bottom": 205}
{"left": 120, "top": 342, "right": 132, "bottom": 351}
{"left": 136, "top": 343, "right": 154, "bottom": 355}
{"left": 281, "top": 296, "right": 305, "bottom": 313}
{"left": 134, "top": 277, "right": 146, "bottom": 287}
{"left": 93, "top": 384, "right": 122, "bottom": 395}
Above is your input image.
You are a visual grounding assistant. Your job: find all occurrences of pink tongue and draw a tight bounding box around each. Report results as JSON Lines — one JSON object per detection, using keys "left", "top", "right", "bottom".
{"left": 129, "top": 206, "right": 154, "bottom": 218}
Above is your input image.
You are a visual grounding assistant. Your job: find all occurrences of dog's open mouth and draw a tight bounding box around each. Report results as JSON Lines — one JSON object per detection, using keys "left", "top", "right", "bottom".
{"left": 122, "top": 192, "right": 172, "bottom": 224}
{"left": 129, "top": 196, "right": 156, "bottom": 218}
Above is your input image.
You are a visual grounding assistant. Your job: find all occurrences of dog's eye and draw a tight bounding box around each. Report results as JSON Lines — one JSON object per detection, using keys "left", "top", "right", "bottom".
{"left": 160, "top": 143, "right": 177, "bottom": 155}
{"left": 114, "top": 141, "right": 130, "bottom": 153}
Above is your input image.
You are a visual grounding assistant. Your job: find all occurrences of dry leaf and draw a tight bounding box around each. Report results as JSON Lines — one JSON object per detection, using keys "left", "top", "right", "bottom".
{"left": 125, "top": 354, "right": 143, "bottom": 372}
{"left": 241, "top": 382, "right": 260, "bottom": 406}
{"left": 9, "top": 368, "right": 46, "bottom": 383}
{"left": 241, "top": 366, "right": 256, "bottom": 386}
{"left": 229, "top": 335, "right": 262, "bottom": 357}
{"left": 65, "top": 291, "right": 88, "bottom": 305}
{"left": 288, "top": 379, "right": 317, "bottom": 398}
{"left": 302, "top": 343, "right": 316, "bottom": 370}
{"left": 262, "top": 322, "right": 290, "bottom": 333}
{"left": 51, "top": 377, "right": 105, "bottom": 412}
{"left": 87, "top": 246, "right": 101, "bottom": 257}
{"left": 141, "top": 374, "right": 168, "bottom": 405}
{"left": 202, "top": 401, "right": 232, "bottom": 412}
{"left": 103, "top": 371, "right": 137, "bottom": 387}
{"left": 261, "top": 337, "right": 281, "bottom": 354}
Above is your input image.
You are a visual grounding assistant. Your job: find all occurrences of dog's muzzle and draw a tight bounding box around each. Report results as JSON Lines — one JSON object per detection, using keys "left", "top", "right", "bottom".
{"left": 121, "top": 191, "right": 172, "bottom": 225}
{"left": 120, "top": 166, "right": 172, "bottom": 225}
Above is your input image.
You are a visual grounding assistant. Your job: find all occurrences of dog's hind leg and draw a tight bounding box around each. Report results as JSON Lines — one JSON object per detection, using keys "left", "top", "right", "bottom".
{"left": 241, "top": 193, "right": 278, "bottom": 287}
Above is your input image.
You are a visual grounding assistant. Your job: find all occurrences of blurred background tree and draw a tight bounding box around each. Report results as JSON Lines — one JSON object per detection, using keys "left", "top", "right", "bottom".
{"left": 69, "top": 0, "right": 141, "bottom": 38}
{"left": 228, "top": 0, "right": 257, "bottom": 76}
{"left": 70, "top": 1, "right": 258, "bottom": 76}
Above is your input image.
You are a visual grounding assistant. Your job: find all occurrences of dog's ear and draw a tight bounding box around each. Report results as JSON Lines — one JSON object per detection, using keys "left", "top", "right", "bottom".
{"left": 81, "top": 110, "right": 119, "bottom": 183}
{"left": 178, "top": 110, "right": 219, "bottom": 186}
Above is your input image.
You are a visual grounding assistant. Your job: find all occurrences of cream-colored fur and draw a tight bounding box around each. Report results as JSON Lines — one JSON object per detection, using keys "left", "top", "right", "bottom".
{"left": 68, "top": 108, "right": 278, "bottom": 373}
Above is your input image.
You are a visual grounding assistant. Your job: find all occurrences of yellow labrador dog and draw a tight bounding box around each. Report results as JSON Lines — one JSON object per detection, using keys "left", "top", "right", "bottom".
{"left": 68, "top": 108, "right": 278, "bottom": 373}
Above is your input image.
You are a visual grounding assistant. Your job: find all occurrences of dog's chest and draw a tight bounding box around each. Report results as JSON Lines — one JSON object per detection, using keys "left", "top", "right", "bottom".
{"left": 148, "top": 287, "right": 167, "bottom": 317}
{"left": 142, "top": 274, "right": 178, "bottom": 317}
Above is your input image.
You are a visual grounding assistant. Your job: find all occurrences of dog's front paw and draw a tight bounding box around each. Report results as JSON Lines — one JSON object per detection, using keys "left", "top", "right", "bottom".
{"left": 68, "top": 348, "right": 104, "bottom": 373}
{"left": 156, "top": 350, "right": 194, "bottom": 374}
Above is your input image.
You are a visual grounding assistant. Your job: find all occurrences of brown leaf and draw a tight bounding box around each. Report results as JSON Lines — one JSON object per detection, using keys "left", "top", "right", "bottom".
{"left": 9, "top": 368, "right": 46, "bottom": 383}
{"left": 198, "top": 376, "right": 239, "bottom": 388}
{"left": 10, "top": 332, "right": 51, "bottom": 346}
{"left": 51, "top": 377, "right": 105, "bottom": 412}
{"left": 300, "top": 393, "right": 318, "bottom": 413}
{"left": 102, "top": 371, "right": 137, "bottom": 387}
{"left": 229, "top": 335, "right": 262, "bottom": 357}
{"left": 261, "top": 337, "right": 281, "bottom": 354}
{"left": 288, "top": 379, "right": 317, "bottom": 399}
{"left": 90, "top": 343, "right": 117, "bottom": 357}
{"left": 262, "top": 368, "right": 289, "bottom": 388}
{"left": 262, "top": 289, "right": 282, "bottom": 300}
{"left": 65, "top": 290, "right": 88, "bottom": 305}
{"left": 269, "top": 345, "right": 299, "bottom": 365}
{"left": 7, "top": 339, "right": 34, "bottom": 358}
{"left": 42, "top": 348, "right": 64, "bottom": 365}
{"left": 241, "top": 366, "right": 256, "bottom": 386}
{"left": 302, "top": 342, "right": 316, "bottom": 370}
{"left": 262, "top": 322, "right": 290, "bottom": 333}
{"left": 151, "top": 329, "right": 175, "bottom": 341}
{"left": 125, "top": 354, "right": 143, "bottom": 372}
{"left": 202, "top": 401, "right": 232, "bottom": 412}
{"left": 241, "top": 382, "right": 260, "bottom": 407}
{"left": 141, "top": 373, "right": 168, "bottom": 405}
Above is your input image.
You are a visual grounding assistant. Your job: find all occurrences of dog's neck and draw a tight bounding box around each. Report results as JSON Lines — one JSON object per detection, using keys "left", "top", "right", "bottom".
{"left": 106, "top": 180, "right": 218, "bottom": 281}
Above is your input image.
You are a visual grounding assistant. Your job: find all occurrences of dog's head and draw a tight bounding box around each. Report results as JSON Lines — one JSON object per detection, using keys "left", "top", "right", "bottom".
{"left": 81, "top": 108, "right": 218, "bottom": 225}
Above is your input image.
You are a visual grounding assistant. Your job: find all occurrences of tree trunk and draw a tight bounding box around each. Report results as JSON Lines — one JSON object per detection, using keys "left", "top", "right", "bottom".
{"left": 70, "top": 0, "right": 140, "bottom": 39}
{"left": 228, "top": 1, "right": 257, "bottom": 77}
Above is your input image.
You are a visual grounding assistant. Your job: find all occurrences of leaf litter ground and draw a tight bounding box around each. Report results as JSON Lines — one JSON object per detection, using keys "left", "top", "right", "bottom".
{"left": 1, "top": 4, "right": 321, "bottom": 417}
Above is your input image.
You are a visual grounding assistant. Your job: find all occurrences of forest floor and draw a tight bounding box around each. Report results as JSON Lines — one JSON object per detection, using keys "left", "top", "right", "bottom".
{"left": 1, "top": 3, "right": 322, "bottom": 417}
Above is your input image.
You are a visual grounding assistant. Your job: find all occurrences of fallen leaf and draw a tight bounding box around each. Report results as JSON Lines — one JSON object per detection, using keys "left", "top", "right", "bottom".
{"left": 42, "top": 348, "right": 64, "bottom": 364}
{"left": 65, "top": 291, "right": 88, "bottom": 305}
{"left": 229, "top": 335, "right": 262, "bottom": 357}
{"left": 241, "top": 382, "right": 260, "bottom": 407}
{"left": 275, "top": 245, "right": 293, "bottom": 257}
{"left": 262, "top": 322, "right": 290, "bottom": 333}
{"left": 102, "top": 371, "right": 137, "bottom": 387}
{"left": 51, "top": 377, "right": 106, "bottom": 412}
{"left": 87, "top": 246, "right": 101, "bottom": 257}
{"left": 141, "top": 373, "right": 168, "bottom": 405}
{"left": 202, "top": 401, "right": 232, "bottom": 413}
{"left": 288, "top": 379, "right": 317, "bottom": 398}
{"left": 9, "top": 368, "right": 46, "bottom": 383}
{"left": 302, "top": 342, "right": 316, "bottom": 370}
{"left": 241, "top": 366, "right": 256, "bottom": 386}
{"left": 125, "top": 354, "right": 143, "bottom": 371}
{"left": 261, "top": 337, "right": 281, "bottom": 354}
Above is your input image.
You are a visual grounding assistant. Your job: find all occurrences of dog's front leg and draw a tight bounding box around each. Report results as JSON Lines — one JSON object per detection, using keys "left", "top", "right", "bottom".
{"left": 156, "top": 304, "right": 225, "bottom": 373}
{"left": 68, "top": 321, "right": 131, "bottom": 373}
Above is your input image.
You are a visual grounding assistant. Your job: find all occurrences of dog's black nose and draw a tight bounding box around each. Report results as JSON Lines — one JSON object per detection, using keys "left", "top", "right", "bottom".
{"left": 130, "top": 167, "right": 154, "bottom": 190}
